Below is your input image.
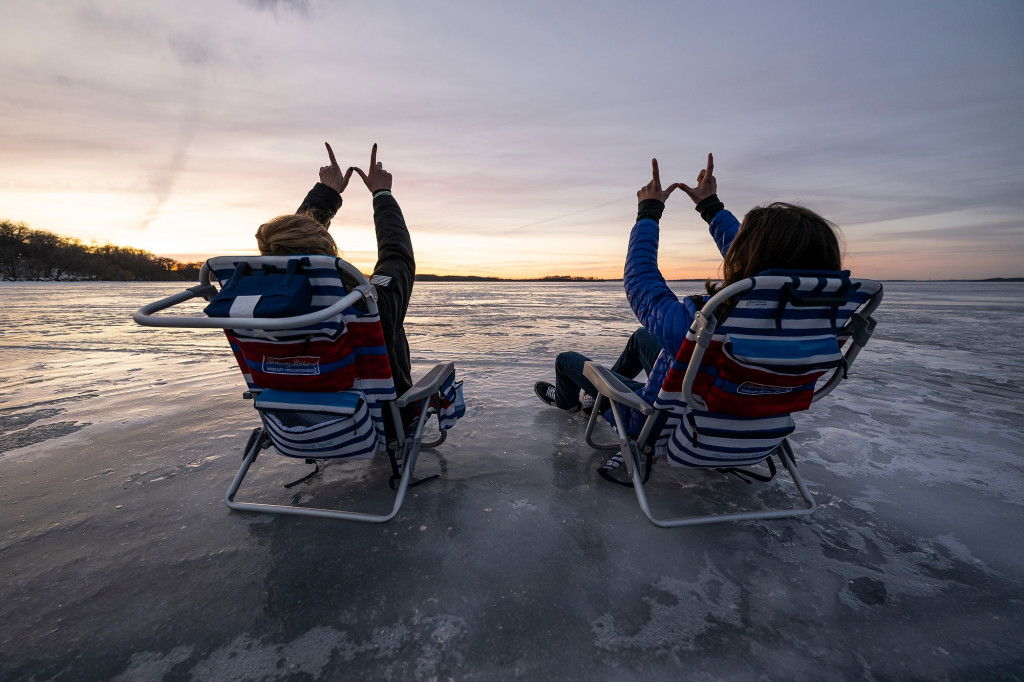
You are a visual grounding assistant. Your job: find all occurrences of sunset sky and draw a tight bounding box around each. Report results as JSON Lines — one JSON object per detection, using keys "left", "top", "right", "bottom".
{"left": 1, "top": 1, "right": 1022, "bottom": 280}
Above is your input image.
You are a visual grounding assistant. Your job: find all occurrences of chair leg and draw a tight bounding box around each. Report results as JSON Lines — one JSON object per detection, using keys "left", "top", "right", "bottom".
{"left": 628, "top": 439, "right": 817, "bottom": 528}
{"left": 778, "top": 439, "right": 817, "bottom": 514}
{"left": 224, "top": 426, "right": 420, "bottom": 523}
{"left": 419, "top": 397, "right": 448, "bottom": 449}
{"left": 584, "top": 395, "right": 618, "bottom": 450}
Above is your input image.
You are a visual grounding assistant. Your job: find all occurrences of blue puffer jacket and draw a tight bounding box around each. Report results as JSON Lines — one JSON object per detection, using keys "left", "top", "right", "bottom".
{"left": 617, "top": 206, "right": 740, "bottom": 435}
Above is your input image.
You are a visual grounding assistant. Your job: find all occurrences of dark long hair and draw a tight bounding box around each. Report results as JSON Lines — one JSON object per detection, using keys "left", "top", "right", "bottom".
{"left": 706, "top": 202, "right": 843, "bottom": 297}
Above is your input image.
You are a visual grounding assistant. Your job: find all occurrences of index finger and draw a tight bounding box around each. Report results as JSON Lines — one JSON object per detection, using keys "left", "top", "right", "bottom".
{"left": 369, "top": 143, "right": 377, "bottom": 169}
{"left": 325, "top": 142, "right": 338, "bottom": 167}
{"left": 651, "top": 158, "right": 661, "bottom": 187}
{"left": 705, "top": 153, "right": 714, "bottom": 180}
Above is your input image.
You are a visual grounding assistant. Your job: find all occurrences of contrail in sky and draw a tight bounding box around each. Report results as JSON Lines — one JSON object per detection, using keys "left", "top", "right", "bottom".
{"left": 138, "top": 83, "right": 202, "bottom": 231}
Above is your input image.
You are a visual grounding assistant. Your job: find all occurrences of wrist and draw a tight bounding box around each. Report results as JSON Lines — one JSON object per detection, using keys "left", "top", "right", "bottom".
{"left": 694, "top": 194, "right": 724, "bottom": 224}
{"left": 372, "top": 189, "right": 392, "bottom": 199}
{"left": 636, "top": 198, "right": 665, "bottom": 223}
{"left": 317, "top": 181, "right": 342, "bottom": 197}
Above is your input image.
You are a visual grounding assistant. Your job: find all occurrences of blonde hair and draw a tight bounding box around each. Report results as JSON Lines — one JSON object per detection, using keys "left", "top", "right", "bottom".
{"left": 255, "top": 213, "right": 339, "bottom": 256}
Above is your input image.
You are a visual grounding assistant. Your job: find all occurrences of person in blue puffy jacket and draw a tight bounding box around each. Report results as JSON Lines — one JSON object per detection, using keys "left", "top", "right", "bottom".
{"left": 534, "top": 154, "right": 842, "bottom": 437}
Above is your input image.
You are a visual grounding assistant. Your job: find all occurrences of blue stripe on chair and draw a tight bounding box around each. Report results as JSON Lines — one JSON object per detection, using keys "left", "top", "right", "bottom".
{"left": 728, "top": 335, "right": 839, "bottom": 362}
{"left": 727, "top": 307, "right": 857, "bottom": 322}
{"left": 718, "top": 325, "right": 852, "bottom": 339}
{"left": 694, "top": 423, "right": 796, "bottom": 441}
{"left": 255, "top": 389, "right": 363, "bottom": 414}
{"left": 352, "top": 345, "right": 389, "bottom": 357}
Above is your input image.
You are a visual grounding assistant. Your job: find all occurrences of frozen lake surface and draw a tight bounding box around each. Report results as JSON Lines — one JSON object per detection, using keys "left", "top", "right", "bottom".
{"left": 1, "top": 280, "right": 1022, "bottom": 680}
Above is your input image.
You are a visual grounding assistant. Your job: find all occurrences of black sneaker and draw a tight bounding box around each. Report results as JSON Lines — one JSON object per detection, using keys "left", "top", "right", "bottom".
{"left": 534, "top": 381, "right": 580, "bottom": 412}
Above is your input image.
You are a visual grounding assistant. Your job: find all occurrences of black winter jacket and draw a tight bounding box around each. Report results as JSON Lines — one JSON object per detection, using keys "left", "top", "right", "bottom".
{"left": 297, "top": 183, "right": 416, "bottom": 397}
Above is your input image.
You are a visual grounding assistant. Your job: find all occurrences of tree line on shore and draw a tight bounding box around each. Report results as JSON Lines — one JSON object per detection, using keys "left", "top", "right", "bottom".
{"left": 2, "top": 218, "right": 617, "bottom": 283}
{"left": 415, "top": 274, "right": 606, "bottom": 282}
{"left": 0, "top": 219, "right": 202, "bottom": 281}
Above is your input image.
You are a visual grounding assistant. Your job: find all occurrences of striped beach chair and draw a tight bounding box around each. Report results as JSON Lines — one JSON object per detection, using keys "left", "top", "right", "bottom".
{"left": 134, "top": 255, "right": 465, "bottom": 523}
{"left": 582, "top": 269, "right": 882, "bottom": 527}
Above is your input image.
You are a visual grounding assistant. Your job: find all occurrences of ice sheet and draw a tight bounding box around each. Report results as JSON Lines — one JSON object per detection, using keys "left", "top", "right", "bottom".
{"left": 1, "top": 280, "right": 1022, "bottom": 680}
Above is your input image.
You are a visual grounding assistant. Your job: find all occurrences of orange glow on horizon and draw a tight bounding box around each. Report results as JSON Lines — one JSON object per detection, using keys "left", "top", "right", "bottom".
{"left": 4, "top": 188, "right": 1020, "bottom": 284}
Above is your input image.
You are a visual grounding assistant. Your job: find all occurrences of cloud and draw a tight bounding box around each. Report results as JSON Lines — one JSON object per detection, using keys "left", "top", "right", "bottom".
{"left": 0, "top": 1, "right": 1022, "bottom": 278}
{"left": 241, "top": 0, "right": 314, "bottom": 17}
{"left": 137, "top": 88, "right": 204, "bottom": 230}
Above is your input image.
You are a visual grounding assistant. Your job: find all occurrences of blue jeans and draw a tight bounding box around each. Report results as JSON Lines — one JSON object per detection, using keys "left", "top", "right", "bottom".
{"left": 553, "top": 327, "right": 664, "bottom": 410}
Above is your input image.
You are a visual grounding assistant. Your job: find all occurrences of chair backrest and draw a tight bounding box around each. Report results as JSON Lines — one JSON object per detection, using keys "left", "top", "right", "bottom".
{"left": 204, "top": 255, "right": 397, "bottom": 457}
{"left": 652, "top": 270, "right": 882, "bottom": 468}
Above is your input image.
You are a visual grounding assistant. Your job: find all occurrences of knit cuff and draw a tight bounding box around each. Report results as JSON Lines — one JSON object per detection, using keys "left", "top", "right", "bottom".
{"left": 636, "top": 199, "right": 665, "bottom": 223}
{"left": 694, "top": 194, "right": 724, "bottom": 224}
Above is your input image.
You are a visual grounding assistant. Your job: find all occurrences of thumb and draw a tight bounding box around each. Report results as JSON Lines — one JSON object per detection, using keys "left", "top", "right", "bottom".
{"left": 351, "top": 166, "right": 368, "bottom": 181}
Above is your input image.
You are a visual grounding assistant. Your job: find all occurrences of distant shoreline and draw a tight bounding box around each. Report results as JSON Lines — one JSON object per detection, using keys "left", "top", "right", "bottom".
{"left": 2, "top": 276, "right": 1022, "bottom": 284}
{"left": 414, "top": 276, "right": 1024, "bottom": 283}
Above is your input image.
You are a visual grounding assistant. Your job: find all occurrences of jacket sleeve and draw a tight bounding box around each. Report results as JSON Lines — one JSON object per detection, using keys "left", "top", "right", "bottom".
{"left": 623, "top": 218, "right": 698, "bottom": 355}
{"left": 370, "top": 194, "right": 414, "bottom": 285}
{"left": 709, "top": 209, "right": 740, "bottom": 257}
{"left": 693, "top": 193, "right": 740, "bottom": 256}
{"left": 296, "top": 182, "right": 343, "bottom": 226}
{"left": 623, "top": 204, "right": 741, "bottom": 353}
{"left": 368, "top": 193, "right": 416, "bottom": 397}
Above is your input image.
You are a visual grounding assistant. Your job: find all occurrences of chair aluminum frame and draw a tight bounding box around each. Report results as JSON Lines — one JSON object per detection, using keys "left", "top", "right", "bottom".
{"left": 135, "top": 257, "right": 455, "bottom": 523}
{"left": 582, "top": 277, "right": 882, "bottom": 528}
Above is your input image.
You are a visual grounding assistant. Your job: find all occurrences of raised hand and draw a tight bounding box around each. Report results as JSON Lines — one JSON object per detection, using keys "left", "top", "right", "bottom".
{"left": 352, "top": 143, "right": 393, "bottom": 194}
{"left": 319, "top": 142, "right": 354, "bottom": 194}
{"left": 678, "top": 153, "right": 717, "bottom": 205}
{"left": 636, "top": 158, "right": 682, "bottom": 203}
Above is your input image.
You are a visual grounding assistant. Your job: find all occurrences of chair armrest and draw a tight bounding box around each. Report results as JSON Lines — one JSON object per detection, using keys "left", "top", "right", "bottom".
{"left": 583, "top": 362, "right": 654, "bottom": 416}
{"left": 134, "top": 287, "right": 366, "bottom": 330}
{"left": 396, "top": 362, "right": 456, "bottom": 408}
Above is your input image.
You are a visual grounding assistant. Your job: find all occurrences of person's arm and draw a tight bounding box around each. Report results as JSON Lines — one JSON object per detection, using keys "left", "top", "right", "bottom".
{"left": 679, "top": 153, "right": 737, "bottom": 256}
{"left": 370, "top": 193, "right": 414, "bottom": 283}
{"left": 297, "top": 183, "right": 342, "bottom": 226}
{"left": 351, "top": 144, "right": 415, "bottom": 396}
{"left": 296, "top": 142, "right": 353, "bottom": 227}
{"left": 352, "top": 144, "right": 414, "bottom": 283}
{"left": 623, "top": 159, "right": 697, "bottom": 353}
{"left": 694, "top": 195, "right": 739, "bottom": 256}
{"left": 623, "top": 211, "right": 696, "bottom": 355}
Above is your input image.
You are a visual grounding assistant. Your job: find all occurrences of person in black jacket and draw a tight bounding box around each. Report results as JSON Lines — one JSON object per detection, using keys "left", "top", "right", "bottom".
{"left": 255, "top": 142, "right": 416, "bottom": 399}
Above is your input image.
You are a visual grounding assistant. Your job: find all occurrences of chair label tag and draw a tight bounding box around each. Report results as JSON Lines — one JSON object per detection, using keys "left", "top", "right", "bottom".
{"left": 262, "top": 355, "right": 321, "bottom": 375}
{"left": 736, "top": 381, "right": 795, "bottom": 396}
{"left": 229, "top": 295, "right": 262, "bottom": 317}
